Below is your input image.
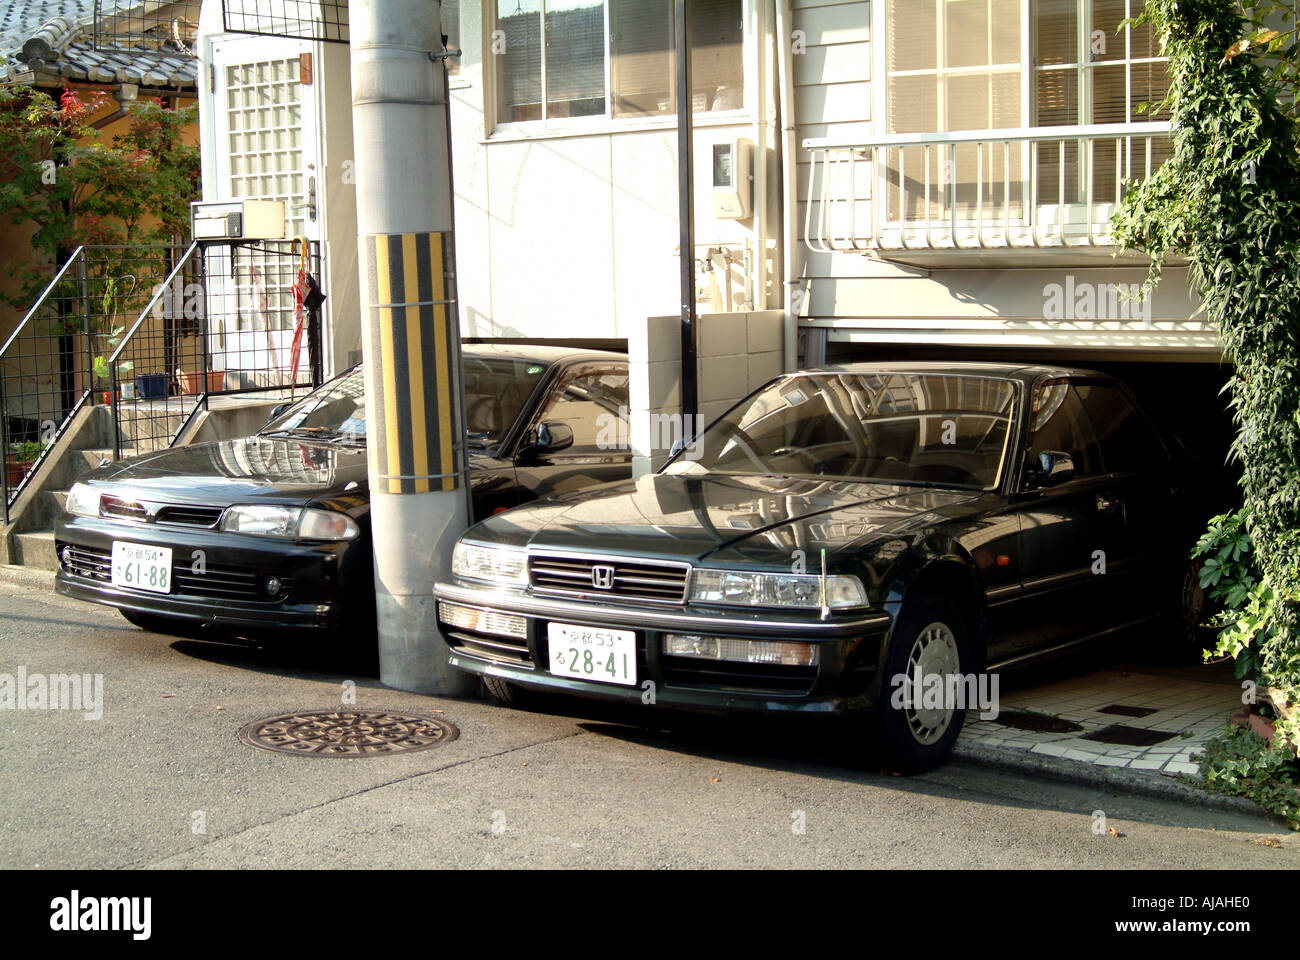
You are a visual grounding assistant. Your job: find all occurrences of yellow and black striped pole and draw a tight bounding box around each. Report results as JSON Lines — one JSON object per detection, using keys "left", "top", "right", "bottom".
{"left": 359, "top": 231, "right": 459, "bottom": 495}
{"left": 351, "top": 0, "right": 475, "bottom": 696}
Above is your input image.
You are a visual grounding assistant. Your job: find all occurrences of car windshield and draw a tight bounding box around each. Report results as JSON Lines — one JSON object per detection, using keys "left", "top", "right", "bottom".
{"left": 675, "top": 372, "right": 1017, "bottom": 490}
{"left": 260, "top": 357, "right": 551, "bottom": 448}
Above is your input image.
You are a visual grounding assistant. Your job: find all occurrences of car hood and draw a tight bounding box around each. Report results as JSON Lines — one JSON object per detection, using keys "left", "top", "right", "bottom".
{"left": 469, "top": 472, "right": 987, "bottom": 566}
{"left": 82, "top": 436, "right": 502, "bottom": 507}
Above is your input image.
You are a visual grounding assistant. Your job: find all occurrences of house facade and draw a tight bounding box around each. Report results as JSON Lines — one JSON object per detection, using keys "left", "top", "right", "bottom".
{"left": 193, "top": 0, "right": 1226, "bottom": 457}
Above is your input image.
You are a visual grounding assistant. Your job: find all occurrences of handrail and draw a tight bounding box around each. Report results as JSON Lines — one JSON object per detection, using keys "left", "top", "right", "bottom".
{"left": 0, "top": 246, "right": 86, "bottom": 360}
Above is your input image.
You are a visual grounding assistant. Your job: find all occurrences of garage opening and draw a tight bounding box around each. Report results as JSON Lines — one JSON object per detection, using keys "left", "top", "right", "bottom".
{"left": 820, "top": 342, "right": 1240, "bottom": 517}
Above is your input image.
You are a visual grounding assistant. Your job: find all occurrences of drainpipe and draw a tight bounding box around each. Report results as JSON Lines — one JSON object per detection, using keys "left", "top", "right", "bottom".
{"left": 750, "top": 0, "right": 768, "bottom": 312}
{"left": 675, "top": 0, "right": 698, "bottom": 425}
{"left": 350, "top": 0, "right": 475, "bottom": 696}
{"left": 775, "top": 0, "right": 799, "bottom": 371}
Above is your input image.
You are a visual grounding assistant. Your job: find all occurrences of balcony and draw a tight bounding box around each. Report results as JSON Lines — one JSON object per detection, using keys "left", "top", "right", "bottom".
{"left": 801, "top": 122, "right": 1175, "bottom": 267}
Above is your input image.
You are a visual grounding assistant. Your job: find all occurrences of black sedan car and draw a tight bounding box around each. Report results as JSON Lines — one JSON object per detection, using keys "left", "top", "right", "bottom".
{"left": 55, "top": 343, "right": 631, "bottom": 641}
{"left": 434, "top": 362, "right": 1206, "bottom": 771}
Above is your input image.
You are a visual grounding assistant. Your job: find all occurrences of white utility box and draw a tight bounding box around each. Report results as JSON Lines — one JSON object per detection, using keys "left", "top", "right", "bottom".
{"left": 190, "top": 199, "right": 286, "bottom": 241}
{"left": 710, "top": 139, "right": 753, "bottom": 220}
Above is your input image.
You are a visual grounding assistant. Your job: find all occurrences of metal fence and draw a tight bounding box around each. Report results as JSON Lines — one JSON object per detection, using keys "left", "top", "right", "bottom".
{"left": 1, "top": 241, "right": 323, "bottom": 520}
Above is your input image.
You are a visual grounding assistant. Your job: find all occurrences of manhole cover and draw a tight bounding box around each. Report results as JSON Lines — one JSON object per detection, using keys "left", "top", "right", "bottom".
{"left": 993, "top": 711, "right": 1084, "bottom": 734}
{"left": 239, "top": 710, "right": 458, "bottom": 757}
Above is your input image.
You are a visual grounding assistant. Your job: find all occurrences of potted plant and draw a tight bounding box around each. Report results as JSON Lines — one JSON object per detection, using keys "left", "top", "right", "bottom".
{"left": 5, "top": 439, "right": 48, "bottom": 488}
{"left": 176, "top": 368, "right": 224, "bottom": 395}
{"left": 91, "top": 323, "right": 134, "bottom": 404}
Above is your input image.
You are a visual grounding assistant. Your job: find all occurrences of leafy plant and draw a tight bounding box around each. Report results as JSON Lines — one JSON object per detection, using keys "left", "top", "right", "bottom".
{"left": 1197, "top": 723, "right": 1300, "bottom": 829}
{"left": 7, "top": 439, "right": 48, "bottom": 463}
{"left": 91, "top": 324, "right": 133, "bottom": 384}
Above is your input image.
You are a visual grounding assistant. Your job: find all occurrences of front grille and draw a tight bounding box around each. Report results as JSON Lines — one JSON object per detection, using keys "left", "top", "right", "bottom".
{"left": 446, "top": 631, "right": 533, "bottom": 667}
{"left": 58, "top": 544, "right": 287, "bottom": 603}
{"left": 98, "top": 497, "right": 224, "bottom": 528}
{"left": 661, "top": 657, "right": 818, "bottom": 696}
{"left": 155, "top": 505, "right": 223, "bottom": 527}
{"left": 529, "top": 553, "right": 689, "bottom": 603}
{"left": 60, "top": 544, "right": 110, "bottom": 582}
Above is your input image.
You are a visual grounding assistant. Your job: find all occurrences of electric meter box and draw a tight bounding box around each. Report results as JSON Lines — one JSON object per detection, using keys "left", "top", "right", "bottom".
{"left": 710, "top": 139, "right": 753, "bottom": 220}
{"left": 190, "top": 199, "right": 286, "bottom": 241}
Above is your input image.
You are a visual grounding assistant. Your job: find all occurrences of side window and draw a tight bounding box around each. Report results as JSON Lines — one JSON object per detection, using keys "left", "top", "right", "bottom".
{"left": 1074, "top": 382, "right": 1163, "bottom": 474}
{"left": 1027, "top": 381, "right": 1102, "bottom": 479}
{"left": 534, "top": 366, "right": 630, "bottom": 454}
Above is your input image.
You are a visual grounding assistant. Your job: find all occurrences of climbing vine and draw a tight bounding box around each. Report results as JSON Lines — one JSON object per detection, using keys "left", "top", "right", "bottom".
{"left": 1113, "top": 0, "right": 1300, "bottom": 760}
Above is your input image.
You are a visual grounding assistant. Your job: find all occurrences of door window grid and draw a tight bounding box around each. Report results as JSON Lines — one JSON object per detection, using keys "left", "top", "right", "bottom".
{"left": 223, "top": 57, "right": 306, "bottom": 332}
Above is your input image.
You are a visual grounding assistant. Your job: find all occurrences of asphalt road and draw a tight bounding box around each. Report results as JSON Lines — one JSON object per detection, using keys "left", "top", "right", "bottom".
{"left": 0, "top": 577, "right": 1295, "bottom": 869}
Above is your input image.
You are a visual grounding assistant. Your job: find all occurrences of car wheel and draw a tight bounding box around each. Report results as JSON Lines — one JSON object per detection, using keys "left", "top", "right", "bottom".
{"left": 482, "top": 675, "right": 530, "bottom": 707}
{"left": 1155, "top": 556, "right": 1213, "bottom": 664}
{"left": 872, "top": 594, "right": 972, "bottom": 773}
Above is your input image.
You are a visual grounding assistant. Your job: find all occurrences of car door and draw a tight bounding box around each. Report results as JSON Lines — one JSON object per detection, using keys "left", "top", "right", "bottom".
{"left": 512, "top": 363, "right": 632, "bottom": 501}
{"left": 1073, "top": 379, "right": 1179, "bottom": 626}
{"left": 1005, "top": 378, "right": 1129, "bottom": 653}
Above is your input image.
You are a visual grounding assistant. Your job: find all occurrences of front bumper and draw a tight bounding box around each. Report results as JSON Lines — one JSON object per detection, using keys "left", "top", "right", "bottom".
{"left": 434, "top": 580, "right": 894, "bottom": 715}
{"left": 54, "top": 516, "right": 369, "bottom": 631}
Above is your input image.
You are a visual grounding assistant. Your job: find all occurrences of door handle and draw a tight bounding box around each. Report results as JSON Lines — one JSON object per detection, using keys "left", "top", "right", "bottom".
{"left": 1095, "top": 493, "right": 1120, "bottom": 513}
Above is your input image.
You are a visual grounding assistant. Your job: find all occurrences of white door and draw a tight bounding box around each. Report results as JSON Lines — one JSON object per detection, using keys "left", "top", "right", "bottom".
{"left": 208, "top": 35, "right": 320, "bottom": 389}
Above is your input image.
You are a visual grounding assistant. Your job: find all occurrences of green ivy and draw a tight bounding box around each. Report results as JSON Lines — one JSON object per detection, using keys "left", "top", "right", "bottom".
{"left": 1196, "top": 723, "right": 1300, "bottom": 829}
{"left": 1114, "top": 0, "right": 1300, "bottom": 759}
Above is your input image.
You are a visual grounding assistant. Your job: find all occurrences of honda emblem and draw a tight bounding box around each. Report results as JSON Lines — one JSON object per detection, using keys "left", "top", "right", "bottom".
{"left": 591, "top": 565, "right": 615, "bottom": 590}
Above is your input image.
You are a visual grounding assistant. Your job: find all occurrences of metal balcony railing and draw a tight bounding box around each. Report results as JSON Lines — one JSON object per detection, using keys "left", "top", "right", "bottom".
{"left": 802, "top": 122, "right": 1173, "bottom": 255}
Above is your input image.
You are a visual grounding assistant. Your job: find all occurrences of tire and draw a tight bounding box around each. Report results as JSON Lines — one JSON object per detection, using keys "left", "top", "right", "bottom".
{"left": 870, "top": 594, "right": 973, "bottom": 773}
{"left": 1153, "top": 555, "right": 1213, "bottom": 664}
{"left": 483, "top": 674, "right": 530, "bottom": 707}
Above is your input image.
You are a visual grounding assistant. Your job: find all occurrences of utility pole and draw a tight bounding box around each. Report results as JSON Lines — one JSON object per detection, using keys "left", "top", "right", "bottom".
{"left": 350, "top": 0, "right": 475, "bottom": 695}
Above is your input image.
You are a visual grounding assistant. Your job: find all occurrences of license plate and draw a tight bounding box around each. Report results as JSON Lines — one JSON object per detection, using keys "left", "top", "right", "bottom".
{"left": 548, "top": 622, "right": 637, "bottom": 686}
{"left": 111, "top": 542, "right": 173, "bottom": 594}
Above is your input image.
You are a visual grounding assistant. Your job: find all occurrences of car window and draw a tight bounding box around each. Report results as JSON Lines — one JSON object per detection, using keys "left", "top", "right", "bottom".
{"left": 533, "top": 366, "right": 630, "bottom": 455}
{"left": 462, "top": 356, "right": 551, "bottom": 448}
{"left": 1027, "top": 381, "right": 1102, "bottom": 479}
{"left": 262, "top": 367, "right": 367, "bottom": 441}
{"left": 1074, "top": 382, "right": 1163, "bottom": 474}
{"left": 681, "top": 372, "right": 1016, "bottom": 490}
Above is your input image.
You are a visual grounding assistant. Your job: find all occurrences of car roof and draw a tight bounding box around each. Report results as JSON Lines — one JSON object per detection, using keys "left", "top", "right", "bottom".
{"left": 803, "top": 360, "right": 1113, "bottom": 384}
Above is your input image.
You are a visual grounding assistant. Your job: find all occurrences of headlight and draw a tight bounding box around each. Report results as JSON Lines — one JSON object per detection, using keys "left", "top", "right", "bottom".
{"left": 297, "top": 508, "right": 360, "bottom": 541}
{"left": 220, "top": 505, "right": 359, "bottom": 541}
{"left": 688, "top": 569, "right": 868, "bottom": 609}
{"left": 65, "top": 483, "right": 101, "bottom": 518}
{"left": 451, "top": 542, "right": 527, "bottom": 586}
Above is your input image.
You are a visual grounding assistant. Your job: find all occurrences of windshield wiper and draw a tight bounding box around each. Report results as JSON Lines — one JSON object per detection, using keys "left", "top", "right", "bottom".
{"left": 263, "top": 427, "right": 365, "bottom": 445}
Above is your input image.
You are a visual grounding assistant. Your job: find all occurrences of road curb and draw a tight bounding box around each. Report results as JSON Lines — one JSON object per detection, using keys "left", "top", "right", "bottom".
{"left": 0, "top": 564, "right": 55, "bottom": 590}
{"left": 952, "top": 741, "right": 1263, "bottom": 818}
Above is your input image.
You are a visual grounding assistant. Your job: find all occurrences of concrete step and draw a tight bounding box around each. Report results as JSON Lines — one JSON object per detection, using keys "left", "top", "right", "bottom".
{"left": 48, "top": 489, "right": 68, "bottom": 514}
{"left": 13, "top": 530, "right": 57, "bottom": 571}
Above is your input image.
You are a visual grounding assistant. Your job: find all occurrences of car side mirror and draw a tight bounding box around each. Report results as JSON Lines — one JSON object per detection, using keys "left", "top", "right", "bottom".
{"left": 1026, "top": 450, "right": 1075, "bottom": 488}
{"left": 523, "top": 421, "right": 573, "bottom": 458}
{"left": 266, "top": 402, "right": 289, "bottom": 424}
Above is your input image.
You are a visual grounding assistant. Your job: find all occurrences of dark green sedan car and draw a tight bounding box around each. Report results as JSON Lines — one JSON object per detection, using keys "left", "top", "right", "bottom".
{"left": 433, "top": 362, "right": 1206, "bottom": 771}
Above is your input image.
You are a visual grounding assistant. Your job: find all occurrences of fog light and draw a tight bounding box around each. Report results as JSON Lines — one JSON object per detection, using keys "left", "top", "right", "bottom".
{"left": 263, "top": 575, "right": 284, "bottom": 597}
{"left": 663, "top": 634, "right": 819, "bottom": 667}
{"left": 60, "top": 546, "right": 72, "bottom": 567}
{"left": 437, "top": 601, "right": 527, "bottom": 640}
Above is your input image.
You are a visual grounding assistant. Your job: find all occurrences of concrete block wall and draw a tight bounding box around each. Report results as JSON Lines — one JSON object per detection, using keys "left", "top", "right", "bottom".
{"left": 628, "top": 310, "right": 784, "bottom": 477}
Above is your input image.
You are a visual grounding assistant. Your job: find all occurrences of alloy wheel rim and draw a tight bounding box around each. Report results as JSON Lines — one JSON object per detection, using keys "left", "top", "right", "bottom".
{"left": 903, "top": 621, "right": 961, "bottom": 746}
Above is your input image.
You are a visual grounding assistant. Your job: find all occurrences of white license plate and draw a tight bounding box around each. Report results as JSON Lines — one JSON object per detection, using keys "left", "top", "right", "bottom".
{"left": 548, "top": 622, "right": 637, "bottom": 686}
{"left": 111, "top": 541, "right": 173, "bottom": 594}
